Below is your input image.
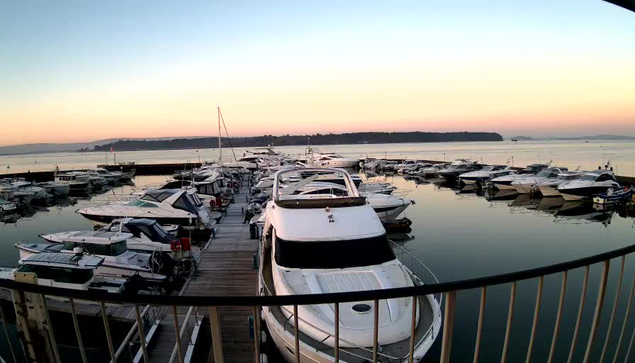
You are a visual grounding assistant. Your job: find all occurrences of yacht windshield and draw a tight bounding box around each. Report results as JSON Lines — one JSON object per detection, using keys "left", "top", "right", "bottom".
{"left": 274, "top": 234, "right": 396, "bottom": 269}
{"left": 581, "top": 174, "right": 598, "bottom": 181}
{"left": 63, "top": 241, "right": 128, "bottom": 256}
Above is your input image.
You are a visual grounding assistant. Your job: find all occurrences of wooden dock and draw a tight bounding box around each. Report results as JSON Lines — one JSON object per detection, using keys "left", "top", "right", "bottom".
{"left": 146, "top": 180, "right": 259, "bottom": 363}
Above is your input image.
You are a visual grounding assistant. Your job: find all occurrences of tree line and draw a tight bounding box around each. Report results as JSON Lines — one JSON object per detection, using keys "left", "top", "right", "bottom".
{"left": 91, "top": 131, "right": 503, "bottom": 152}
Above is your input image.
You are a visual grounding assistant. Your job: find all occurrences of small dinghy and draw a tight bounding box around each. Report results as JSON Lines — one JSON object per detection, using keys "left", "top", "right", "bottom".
{"left": 593, "top": 187, "right": 633, "bottom": 205}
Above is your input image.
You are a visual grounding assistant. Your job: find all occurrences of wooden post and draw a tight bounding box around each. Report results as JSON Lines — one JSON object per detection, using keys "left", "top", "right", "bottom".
{"left": 11, "top": 272, "right": 59, "bottom": 362}
{"left": 209, "top": 306, "right": 224, "bottom": 363}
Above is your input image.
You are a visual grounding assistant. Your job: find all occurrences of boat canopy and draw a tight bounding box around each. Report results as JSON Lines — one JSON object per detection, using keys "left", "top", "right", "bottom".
{"left": 123, "top": 219, "right": 174, "bottom": 243}
{"left": 141, "top": 189, "right": 180, "bottom": 203}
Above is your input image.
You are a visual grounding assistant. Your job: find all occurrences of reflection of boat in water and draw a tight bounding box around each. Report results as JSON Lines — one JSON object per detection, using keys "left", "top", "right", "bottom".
{"left": 509, "top": 194, "right": 540, "bottom": 210}
{"left": 554, "top": 201, "right": 615, "bottom": 225}
{"left": 535, "top": 197, "right": 565, "bottom": 214}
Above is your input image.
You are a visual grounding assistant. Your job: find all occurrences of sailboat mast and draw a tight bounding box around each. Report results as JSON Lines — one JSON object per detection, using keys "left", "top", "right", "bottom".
{"left": 217, "top": 106, "right": 222, "bottom": 163}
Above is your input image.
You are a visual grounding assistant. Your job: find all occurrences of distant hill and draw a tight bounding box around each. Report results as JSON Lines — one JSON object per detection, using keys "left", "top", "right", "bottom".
{"left": 0, "top": 139, "right": 119, "bottom": 156}
{"left": 92, "top": 131, "right": 504, "bottom": 152}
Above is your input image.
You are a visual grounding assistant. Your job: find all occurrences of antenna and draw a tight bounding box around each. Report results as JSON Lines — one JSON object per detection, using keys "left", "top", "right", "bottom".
{"left": 217, "top": 106, "right": 222, "bottom": 163}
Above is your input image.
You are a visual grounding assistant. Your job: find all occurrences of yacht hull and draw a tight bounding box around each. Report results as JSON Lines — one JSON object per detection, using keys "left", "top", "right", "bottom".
{"left": 538, "top": 185, "right": 561, "bottom": 198}
{"left": 512, "top": 184, "right": 536, "bottom": 194}
{"left": 559, "top": 186, "right": 614, "bottom": 201}
{"left": 16, "top": 247, "right": 167, "bottom": 282}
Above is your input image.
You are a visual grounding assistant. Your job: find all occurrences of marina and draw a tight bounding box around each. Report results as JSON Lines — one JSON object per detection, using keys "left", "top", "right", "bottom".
{"left": 0, "top": 142, "right": 633, "bottom": 362}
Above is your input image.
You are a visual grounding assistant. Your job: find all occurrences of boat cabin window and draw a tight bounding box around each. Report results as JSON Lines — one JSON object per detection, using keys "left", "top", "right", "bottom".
{"left": 141, "top": 190, "right": 176, "bottom": 203}
{"left": 596, "top": 174, "right": 615, "bottom": 182}
{"left": 63, "top": 240, "right": 128, "bottom": 256}
{"left": 17, "top": 265, "right": 93, "bottom": 284}
{"left": 301, "top": 188, "right": 347, "bottom": 196}
{"left": 127, "top": 200, "right": 158, "bottom": 208}
{"left": 581, "top": 174, "right": 600, "bottom": 181}
{"left": 274, "top": 234, "right": 396, "bottom": 269}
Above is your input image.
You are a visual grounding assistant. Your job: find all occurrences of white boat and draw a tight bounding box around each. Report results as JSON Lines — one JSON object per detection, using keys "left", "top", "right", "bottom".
{"left": 55, "top": 172, "right": 94, "bottom": 195}
{"left": 557, "top": 169, "right": 621, "bottom": 201}
{"left": 510, "top": 167, "right": 569, "bottom": 194}
{"left": 259, "top": 167, "right": 441, "bottom": 363}
{"left": 41, "top": 218, "right": 180, "bottom": 253}
{"left": 15, "top": 238, "right": 169, "bottom": 283}
{"left": 536, "top": 171, "right": 585, "bottom": 197}
{"left": 459, "top": 165, "right": 513, "bottom": 185}
{"left": 37, "top": 181, "right": 71, "bottom": 197}
{"left": 292, "top": 182, "right": 411, "bottom": 222}
{"left": 0, "top": 198, "right": 18, "bottom": 214}
{"left": 77, "top": 189, "right": 214, "bottom": 231}
{"left": 306, "top": 148, "right": 359, "bottom": 168}
{"left": 414, "top": 163, "right": 449, "bottom": 179}
{"left": 0, "top": 253, "right": 126, "bottom": 293}
{"left": 436, "top": 159, "right": 482, "bottom": 182}
{"left": 0, "top": 179, "right": 50, "bottom": 204}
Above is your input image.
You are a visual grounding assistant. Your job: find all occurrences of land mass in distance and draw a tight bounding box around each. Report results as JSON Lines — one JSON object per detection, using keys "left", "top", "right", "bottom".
{"left": 89, "top": 132, "right": 503, "bottom": 152}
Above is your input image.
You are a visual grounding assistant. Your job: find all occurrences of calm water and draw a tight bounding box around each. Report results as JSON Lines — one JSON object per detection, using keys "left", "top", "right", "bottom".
{"left": 2, "top": 140, "right": 635, "bottom": 175}
{"left": 0, "top": 142, "right": 634, "bottom": 361}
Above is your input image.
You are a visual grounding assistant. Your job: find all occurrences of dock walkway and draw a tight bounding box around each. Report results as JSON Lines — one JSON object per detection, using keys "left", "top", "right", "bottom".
{"left": 148, "top": 180, "right": 258, "bottom": 363}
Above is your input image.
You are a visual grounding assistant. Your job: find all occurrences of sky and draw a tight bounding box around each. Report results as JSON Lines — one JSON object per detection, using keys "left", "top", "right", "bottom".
{"left": 1, "top": 0, "right": 635, "bottom": 146}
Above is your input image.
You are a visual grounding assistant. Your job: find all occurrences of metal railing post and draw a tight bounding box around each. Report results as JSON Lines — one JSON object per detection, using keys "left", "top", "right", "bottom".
{"left": 69, "top": 298, "right": 88, "bottom": 363}
{"left": 583, "top": 260, "right": 611, "bottom": 363}
{"left": 613, "top": 269, "right": 635, "bottom": 363}
{"left": 548, "top": 271, "right": 568, "bottom": 363}
{"left": 568, "top": 265, "right": 590, "bottom": 363}
{"left": 440, "top": 291, "right": 456, "bottom": 363}
{"left": 408, "top": 296, "right": 418, "bottom": 363}
{"left": 600, "top": 256, "right": 625, "bottom": 362}
{"left": 101, "top": 302, "right": 116, "bottom": 363}
{"left": 294, "top": 305, "right": 300, "bottom": 363}
{"left": 526, "top": 276, "right": 544, "bottom": 363}
{"left": 135, "top": 304, "right": 149, "bottom": 363}
{"left": 334, "top": 302, "right": 340, "bottom": 362}
{"left": 501, "top": 282, "right": 517, "bottom": 363}
{"left": 473, "top": 287, "right": 486, "bottom": 363}
{"left": 172, "top": 306, "right": 184, "bottom": 363}
{"left": 373, "top": 299, "right": 379, "bottom": 363}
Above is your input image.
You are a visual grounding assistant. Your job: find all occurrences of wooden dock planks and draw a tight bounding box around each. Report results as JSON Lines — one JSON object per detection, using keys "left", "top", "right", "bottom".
{"left": 179, "top": 183, "right": 259, "bottom": 363}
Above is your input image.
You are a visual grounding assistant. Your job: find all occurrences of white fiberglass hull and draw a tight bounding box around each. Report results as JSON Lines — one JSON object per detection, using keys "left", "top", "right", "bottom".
{"left": 17, "top": 247, "right": 167, "bottom": 282}
{"left": 262, "top": 295, "right": 441, "bottom": 363}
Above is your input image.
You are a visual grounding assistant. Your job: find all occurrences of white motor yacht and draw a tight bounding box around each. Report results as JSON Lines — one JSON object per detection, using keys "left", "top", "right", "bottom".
{"left": 510, "top": 167, "right": 569, "bottom": 194}
{"left": 41, "top": 218, "right": 182, "bottom": 254}
{"left": 459, "top": 165, "right": 513, "bottom": 185}
{"left": 536, "top": 171, "right": 585, "bottom": 197}
{"left": 37, "top": 181, "right": 71, "bottom": 198}
{"left": 77, "top": 189, "right": 214, "bottom": 232}
{"left": 415, "top": 163, "right": 449, "bottom": 179}
{"left": 55, "top": 172, "right": 94, "bottom": 195}
{"left": 557, "top": 169, "right": 621, "bottom": 201}
{"left": 15, "top": 237, "right": 169, "bottom": 283}
{"left": 306, "top": 148, "right": 359, "bottom": 168}
{"left": 259, "top": 167, "right": 441, "bottom": 363}
{"left": 0, "top": 253, "right": 125, "bottom": 293}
